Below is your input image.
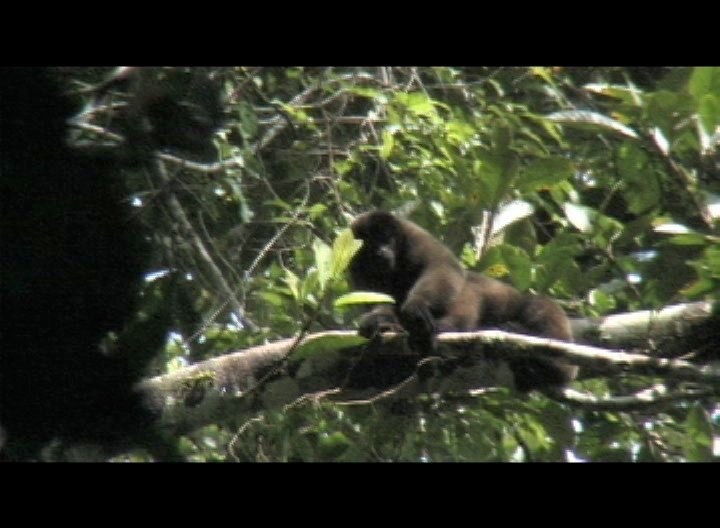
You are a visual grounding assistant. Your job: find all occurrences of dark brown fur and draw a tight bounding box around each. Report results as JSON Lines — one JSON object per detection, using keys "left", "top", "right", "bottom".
{"left": 349, "top": 211, "right": 577, "bottom": 391}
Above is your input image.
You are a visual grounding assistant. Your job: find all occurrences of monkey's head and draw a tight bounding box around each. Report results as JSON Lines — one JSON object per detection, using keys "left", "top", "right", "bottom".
{"left": 349, "top": 211, "right": 406, "bottom": 292}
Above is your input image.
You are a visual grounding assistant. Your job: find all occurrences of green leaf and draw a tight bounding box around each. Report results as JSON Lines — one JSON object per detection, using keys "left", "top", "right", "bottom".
{"left": 347, "top": 86, "right": 380, "bottom": 98}
{"left": 405, "top": 92, "right": 437, "bottom": 116}
{"left": 689, "top": 67, "right": 720, "bottom": 100}
{"left": 518, "top": 158, "right": 574, "bottom": 193}
{"left": 471, "top": 151, "right": 516, "bottom": 207}
{"left": 334, "top": 291, "right": 395, "bottom": 308}
{"left": 481, "top": 245, "right": 532, "bottom": 291}
{"left": 237, "top": 100, "right": 259, "bottom": 138}
{"left": 681, "top": 277, "right": 717, "bottom": 298}
{"left": 616, "top": 143, "right": 660, "bottom": 214}
{"left": 380, "top": 129, "right": 395, "bottom": 159}
{"left": 313, "top": 238, "right": 332, "bottom": 292}
{"left": 491, "top": 200, "right": 535, "bottom": 237}
{"left": 644, "top": 91, "right": 696, "bottom": 138}
{"left": 445, "top": 120, "right": 476, "bottom": 145}
{"left": 547, "top": 110, "right": 639, "bottom": 139}
{"left": 284, "top": 268, "right": 301, "bottom": 301}
{"left": 563, "top": 203, "right": 594, "bottom": 233}
{"left": 317, "top": 431, "right": 351, "bottom": 461}
{"left": 330, "top": 228, "right": 363, "bottom": 280}
{"left": 697, "top": 94, "right": 720, "bottom": 136}
{"left": 587, "top": 288, "right": 616, "bottom": 313}
{"left": 654, "top": 223, "right": 694, "bottom": 235}
{"left": 683, "top": 404, "right": 713, "bottom": 462}
{"left": 583, "top": 83, "right": 643, "bottom": 106}
{"left": 667, "top": 233, "right": 708, "bottom": 246}
{"left": 537, "top": 401, "right": 575, "bottom": 449}
{"left": 706, "top": 246, "right": 720, "bottom": 276}
{"left": 308, "top": 203, "right": 328, "bottom": 220}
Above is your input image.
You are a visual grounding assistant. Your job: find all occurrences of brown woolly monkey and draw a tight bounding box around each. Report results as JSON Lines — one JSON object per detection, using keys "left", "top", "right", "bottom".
{"left": 348, "top": 211, "right": 577, "bottom": 391}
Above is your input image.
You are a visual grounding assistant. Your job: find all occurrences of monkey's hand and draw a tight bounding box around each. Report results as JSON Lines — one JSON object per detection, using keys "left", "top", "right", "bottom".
{"left": 358, "top": 305, "right": 405, "bottom": 339}
{"left": 399, "top": 298, "right": 437, "bottom": 355}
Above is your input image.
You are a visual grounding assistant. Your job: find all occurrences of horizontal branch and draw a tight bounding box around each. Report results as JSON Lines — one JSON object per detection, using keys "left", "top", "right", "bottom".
{"left": 554, "top": 385, "right": 715, "bottom": 411}
{"left": 135, "top": 302, "right": 720, "bottom": 436}
{"left": 570, "top": 301, "right": 716, "bottom": 351}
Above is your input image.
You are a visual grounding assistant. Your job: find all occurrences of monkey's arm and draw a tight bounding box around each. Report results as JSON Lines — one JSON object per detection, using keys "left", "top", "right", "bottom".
{"left": 399, "top": 268, "right": 466, "bottom": 354}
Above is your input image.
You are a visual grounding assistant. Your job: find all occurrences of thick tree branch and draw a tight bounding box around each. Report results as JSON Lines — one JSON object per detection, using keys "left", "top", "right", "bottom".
{"left": 135, "top": 301, "right": 719, "bottom": 436}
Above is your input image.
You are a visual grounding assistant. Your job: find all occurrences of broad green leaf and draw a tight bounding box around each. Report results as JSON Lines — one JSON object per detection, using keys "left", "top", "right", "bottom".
{"left": 491, "top": 200, "right": 535, "bottom": 236}
{"left": 654, "top": 223, "right": 694, "bottom": 235}
{"left": 260, "top": 291, "right": 286, "bottom": 307}
{"left": 698, "top": 94, "right": 720, "bottom": 136}
{"left": 547, "top": 110, "right": 639, "bottom": 139}
{"left": 278, "top": 102, "right": 312, "bottom": 124}
{"left": 237, "top": 100, "right": 259, "bottom": 138}
{"left": 583, "top": 83, "right": 643, "bottom": 106}
{"left": 334, "top": 291, "right": 395, "bottom": 308}
{"left": 681, "top": 277, "right": 717, "bottom": 298}
{"left": 537, "top": 401, "right": 575, "bottom": 448}
{"left": 707, "top": 246, "right": 720, "bottom": 275}
{"left": 683, "top": 404, "right": 713, "bottom": 462}
{"left": 587, "top": 288, "right": 616, "bottom": 313}
{"left": 563, "top": 203, "right": 594, "bottom": 233}
{"left": 689, "top": 67, "right": 720, "bottom": 100}
{"left": 481, "top": 245, "right": 532, "bottom": 290}
{"left": 330, "top": 228, "right": 363, "bottom": 280}
{"left": 518, "top": 158, "right": 574, "bottom": 193}
{"left": 313, "top": 238, "right": 332, "bottom": 291}
{"left": 667, "top": 233, "right": 708, "bottom": 246}
{"left": 530, "top": 66, "right": 555, "bottom": 84}
{"left": 471, "top": 150, "right": 517, "bottom": 207}
{"left": 380, "top": 129, "right": 395, "bottom": 159}
{"left": 308, "top": 203, "right": 328, "bottom": 220}
{"left": 445, "top": 120, "right": 476, "bottom": 145}
{"left": 617, "top": 143, "right": 660, "bottom": 214}
{"left": 317, "top": 431, "right": 351, "bottom": 461}
{"left": 395, "top": 92, "right": 437, "bottom": 117}
{"left": 284, "top": 268, "right": 301, "bottom": 301}
{"left": 644, "top": 91, "right": 696, "bottom": 138}
{"left": 347, "top": 86, "right": 380, "bottom": 98}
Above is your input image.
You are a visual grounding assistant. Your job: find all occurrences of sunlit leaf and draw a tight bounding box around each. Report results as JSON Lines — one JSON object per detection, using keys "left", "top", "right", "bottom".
{"left": 284, "top": 268, "right": 301, "bottom": 301}
{"left": 654, "top": 223, "right": 694, "bottom": 235}
{"left": 583, "top": 83, "right": 643, "bottom": 106}
{"left": 563, "top": 203, "right": 594, "bottom": 233}
{"left": 518, "top": 158, "right": 574, "bottom": 192}
{"left": 330, "top": 228, "right": 363, "bottom": 280}
{"left": 667, "top": 233, "right": 708, "bottom": 246}
{"left": 334, "top": 291, "right": 395, "bottom": 308}
{"left": 491, "top": 200, "right": 535, "bottom": 236}
{"left": 380, "top": 129, "right": 395, "bottom": 159}
{"left": 683, "top": 404, "right": 713, "bottom": 462}
{"left": 547, "top": 110, "right": 639, "bottom": 139}
{"left": 313, "top": 238, "right": 332, "bottom": 291}
{"left": 317, "top": 431, "right": 351, "bottom": 461}
{"left": 689, "top": 67, "right": 720, "bottom": 100}
{"left": 308, "top": 203, "right": 328, "bottom": 220}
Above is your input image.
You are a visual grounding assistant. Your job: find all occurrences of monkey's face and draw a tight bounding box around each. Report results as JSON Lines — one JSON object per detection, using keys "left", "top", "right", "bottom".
{"left": 351, "top": 212, "right": 401, "bottom": 272}
{"left": 349, "top": 212, "right": 405, "bottom": 293}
